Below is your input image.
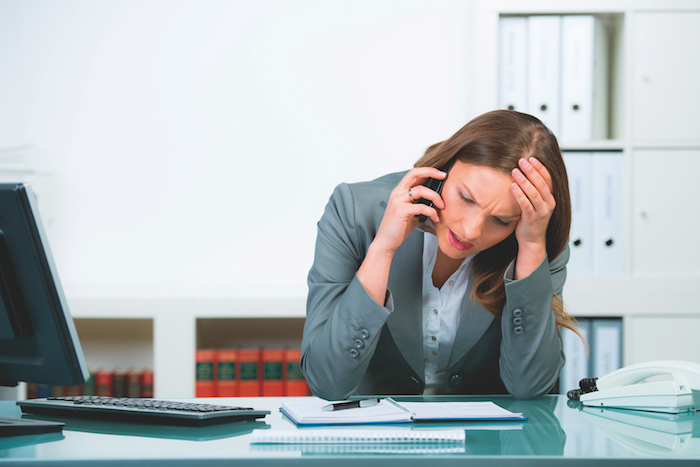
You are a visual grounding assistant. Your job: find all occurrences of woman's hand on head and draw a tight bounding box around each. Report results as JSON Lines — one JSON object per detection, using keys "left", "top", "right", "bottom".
{"left": 510, "top": 157, "right": 555, "bottom": 255}
{"left": 373, "top": 167, "right": 447, "bottom": 256}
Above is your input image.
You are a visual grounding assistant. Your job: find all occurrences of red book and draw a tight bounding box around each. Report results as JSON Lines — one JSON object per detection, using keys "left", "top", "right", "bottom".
{"left": 95, "top": 370, "right": 113, "bottom": 397}
{"left": 127, "top": 369, "right": 142, "bottom": 398}
{"left": 216, "top": 349, "right": 238, "bottom": 397}
{"left": 237, "top": 348, "right": 261, "bottom": 396}
{"left": 62, "top": 384, "right": 82, "bottom": 397}
{"left": 140, "top": 369, "right": 154, "bottom": 398}
{"left": 284, "top": 348, "right": 310, "bottom": 396}
{"left": 196, "top": 349, "right": 217, "bottom": 397}
{"left": 262, "top": 348, "right": 285, "bottom": 396}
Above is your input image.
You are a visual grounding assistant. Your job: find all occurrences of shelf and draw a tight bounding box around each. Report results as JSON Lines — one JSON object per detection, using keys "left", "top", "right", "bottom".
{"left": 563, "top": 276, "right": 700, "bottom": 318}
{"left": 197, "top": 317, "right": 305, "bottom": 349}
{"left": 559, "top": 140, "right": 624, "bottom": 152}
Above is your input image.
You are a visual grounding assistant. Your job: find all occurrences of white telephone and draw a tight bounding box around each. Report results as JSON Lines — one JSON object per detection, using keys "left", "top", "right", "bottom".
{"left": 580, "top": 360, "right": 700, "bottom": 413}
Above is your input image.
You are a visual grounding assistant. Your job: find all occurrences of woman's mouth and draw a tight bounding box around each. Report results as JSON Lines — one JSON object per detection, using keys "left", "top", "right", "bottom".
{"left": 448, "top": 230, "right": 474, "bottom": 251}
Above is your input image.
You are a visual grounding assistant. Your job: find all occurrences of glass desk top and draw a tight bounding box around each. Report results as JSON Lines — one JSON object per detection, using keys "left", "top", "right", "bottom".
{"left": 1, "top": 395, "right": 699, "bottom": 466}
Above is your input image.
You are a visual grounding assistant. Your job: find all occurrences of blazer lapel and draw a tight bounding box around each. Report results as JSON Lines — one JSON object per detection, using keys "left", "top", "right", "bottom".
{"left": 447, "top": 276, "right": 496, "bottom": 368}
{"left": 386, "top": 228, "right": 425, "bottom": 380}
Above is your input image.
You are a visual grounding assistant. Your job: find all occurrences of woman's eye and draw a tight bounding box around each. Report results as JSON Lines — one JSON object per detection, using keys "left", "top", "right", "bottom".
{"left": 460, "top": 193, "right": 473, "bottom": 204}
{"left": 494, "top": 217, "right": 510, "bottom": 227}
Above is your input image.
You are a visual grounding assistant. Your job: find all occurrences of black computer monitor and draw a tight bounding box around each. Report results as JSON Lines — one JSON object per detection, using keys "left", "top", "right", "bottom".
{"left": 0, "top": 183, "right": 88, "bottom": 391}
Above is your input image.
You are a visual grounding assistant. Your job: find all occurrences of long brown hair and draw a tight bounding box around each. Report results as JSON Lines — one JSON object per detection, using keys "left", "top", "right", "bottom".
{"left": 415, "top": 110, "right": 576, "bottom": 332}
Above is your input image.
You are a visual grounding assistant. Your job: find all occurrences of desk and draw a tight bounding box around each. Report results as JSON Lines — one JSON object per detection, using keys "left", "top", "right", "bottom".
{"left": 1, "top": 395, "right": 698, "bottom": 466}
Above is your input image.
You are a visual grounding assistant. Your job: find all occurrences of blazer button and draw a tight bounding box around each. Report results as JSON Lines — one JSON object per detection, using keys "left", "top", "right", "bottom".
{"left": 360, "top": 329, "right": 370, "bottom": 339}
{"left": 513, "top": 308, "right": 523, "bottom": 318}
{"left": 513, "top": 316, "right": 522, "bottom": 325}
{"left": 349, "top": 348, "right": 359, "bottom": 358}
{"left": 354, "top": 338, "right": 364, "bottom": 349}
{"left": 449, "top": 374, "right": 462, "bottom": 386}
{"left": 514, "top": 326, "right": 523, "bottom": 335}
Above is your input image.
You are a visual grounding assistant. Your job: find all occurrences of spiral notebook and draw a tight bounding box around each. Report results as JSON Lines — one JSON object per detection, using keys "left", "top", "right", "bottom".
{"left": 249, "top": 428, "right": 466, "bottom": 444}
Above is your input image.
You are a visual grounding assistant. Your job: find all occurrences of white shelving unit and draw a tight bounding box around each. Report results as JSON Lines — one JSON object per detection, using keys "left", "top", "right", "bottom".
{"left": 475, "top": 0, "right": 700, "bottom": 370}
{"left": 69, "top": 296, "right": 307, "bottom": 398}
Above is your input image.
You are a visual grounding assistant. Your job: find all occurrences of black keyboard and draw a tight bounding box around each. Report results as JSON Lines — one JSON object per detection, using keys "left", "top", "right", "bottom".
{"left": 18, "top": 396, "right": 270, "bottom": 427}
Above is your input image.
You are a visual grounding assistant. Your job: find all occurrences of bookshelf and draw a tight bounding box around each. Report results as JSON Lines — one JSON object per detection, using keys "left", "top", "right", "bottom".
{"left": 475, "top": 0, "right": 700, "bottom": 379}
{"left": 68, "top": 297, "right": 307, "bottom": 398}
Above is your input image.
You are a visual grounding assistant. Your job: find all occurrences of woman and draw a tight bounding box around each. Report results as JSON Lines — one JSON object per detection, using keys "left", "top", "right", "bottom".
{"left": 301, "top": 110, "right": 573, "bottom": 400}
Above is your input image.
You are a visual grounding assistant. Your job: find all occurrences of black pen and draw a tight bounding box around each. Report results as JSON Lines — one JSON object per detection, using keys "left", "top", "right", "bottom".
{"left": 321, "top": 398, "right": 381, "bottom": 411}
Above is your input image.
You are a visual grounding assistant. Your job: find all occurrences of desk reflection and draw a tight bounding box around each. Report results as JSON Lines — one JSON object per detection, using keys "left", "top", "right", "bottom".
{"left": 578, "top": 405, "right": 700, "bottom": 458}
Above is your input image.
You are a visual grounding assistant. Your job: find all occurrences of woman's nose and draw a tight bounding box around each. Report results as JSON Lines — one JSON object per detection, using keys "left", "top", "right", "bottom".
{"left": 462, "top": 215, "right": 484, "bottom": 241}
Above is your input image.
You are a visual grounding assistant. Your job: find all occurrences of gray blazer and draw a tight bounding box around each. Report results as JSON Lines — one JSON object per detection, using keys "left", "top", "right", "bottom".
{"left": 301, "top": 171, "right": 567, "bottom": 400}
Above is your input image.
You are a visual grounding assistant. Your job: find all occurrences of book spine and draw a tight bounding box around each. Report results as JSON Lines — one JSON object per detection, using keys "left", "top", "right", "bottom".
{"left": 262, "top": 348, "right": 285, "bottom": 396}
{"left": 112, "top": 369, "right": 128, "bottom": 398}
{"left": 216, "top": 349, "right": 238, "bottom": 397}
{"left": 284, "top": 348, "right": 310, "bottom": 396}
{"left": 126, "top": 369, "right": 141, "bottom": 398}
{"left": 35, "top": 384, "right": 51, "bottom": 398}
{"left": 63, "top": 384, "right": 82, "bottom": 397}
{"left": 140, "top": 369, "right": 154, "bottom": 398}
{"left": 195, "top": 349, "right": 217, "bottom": 397}
{"left": 82, "top": 370, "right": 96, "bottom": 396}
{"left": 238, "top": 348, "right": 261, "bottom": 396}
{"left": 95, "top": 369, "right": 114, "bottom": 397}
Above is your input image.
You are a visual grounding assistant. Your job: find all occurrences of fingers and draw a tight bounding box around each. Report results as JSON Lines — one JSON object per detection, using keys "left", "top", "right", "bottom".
{"left": 400, "top": 166, "right": 447, "bottom": 191}
{"left": 407, "top": 184, "right": 445, "bottom": 210}
{"left": 511, "top": 157, "right": 555, "bottom": 212}
{"left": 396, "top": 167, "right": 448, "bottom": 217}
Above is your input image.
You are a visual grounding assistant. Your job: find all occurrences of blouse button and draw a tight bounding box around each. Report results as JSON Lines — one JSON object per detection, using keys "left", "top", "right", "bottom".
{"left": 431, "top": 336, "right": 437, "bottom": 341}
{"left": 449, "top": 280, "right": 454, "bottom": 286}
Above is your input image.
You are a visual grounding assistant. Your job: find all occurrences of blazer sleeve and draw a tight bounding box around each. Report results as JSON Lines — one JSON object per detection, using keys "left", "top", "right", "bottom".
{"left": 498, "top": 245, "right": 570, "bottom": 399}
{"left": 300, "top": 182, "right": 392, "bottom": 400}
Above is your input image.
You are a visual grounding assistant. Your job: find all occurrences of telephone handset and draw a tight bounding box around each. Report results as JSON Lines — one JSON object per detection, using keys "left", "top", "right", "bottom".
{"left": 579, "top": 360, "right": 700, "bottom": 413}
{"left": 416, "top": 159, "right": 454, "bottom": 222}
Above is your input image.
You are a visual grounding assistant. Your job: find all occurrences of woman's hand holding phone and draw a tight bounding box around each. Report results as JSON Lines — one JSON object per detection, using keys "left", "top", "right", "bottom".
{"left": 357, "top": 167, "right": 446, "bottom": 305}
{"left": 373, "top": 167, "right": 447, "bottom": 256}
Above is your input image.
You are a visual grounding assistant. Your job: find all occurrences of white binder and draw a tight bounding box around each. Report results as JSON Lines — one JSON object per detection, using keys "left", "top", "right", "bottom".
{"left": 498, "top": 17, "right": 528, "bottom": 112}
{"left": 592, "top": 152, "right": 624, "bottom": 275}
{"left": 560, "top": 319, "right": 590, "bottom": 394}
{"left": 591, "top": 319, "right": 622, "bottom": 378}
{"left": 563, "top": 152, "right": 594, "bottom": 275}
{"left": 527, "top": 16, "right": 562, "bottom": 136}
{"left": 560, "top": 15, "right": 609, "bottom": 142}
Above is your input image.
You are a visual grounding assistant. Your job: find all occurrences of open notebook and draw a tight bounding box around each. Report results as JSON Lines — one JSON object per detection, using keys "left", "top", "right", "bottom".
{"left": 279, "top": 397, "right": 525, "bottom": 425}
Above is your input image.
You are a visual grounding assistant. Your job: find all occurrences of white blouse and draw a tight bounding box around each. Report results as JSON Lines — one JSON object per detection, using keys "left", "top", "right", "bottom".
{"left": 421, "top": 232, "right": 472, "bottom": 395}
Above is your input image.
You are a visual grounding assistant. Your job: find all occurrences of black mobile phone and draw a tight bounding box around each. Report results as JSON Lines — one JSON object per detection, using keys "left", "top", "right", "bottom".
{"left": 416, "top": 160, "right": 454, "bottom": 222}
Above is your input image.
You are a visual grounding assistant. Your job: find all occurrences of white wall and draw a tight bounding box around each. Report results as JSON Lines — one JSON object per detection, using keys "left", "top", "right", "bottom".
{"left": 0, "top": 0, "right": 477, "bottom": 298}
